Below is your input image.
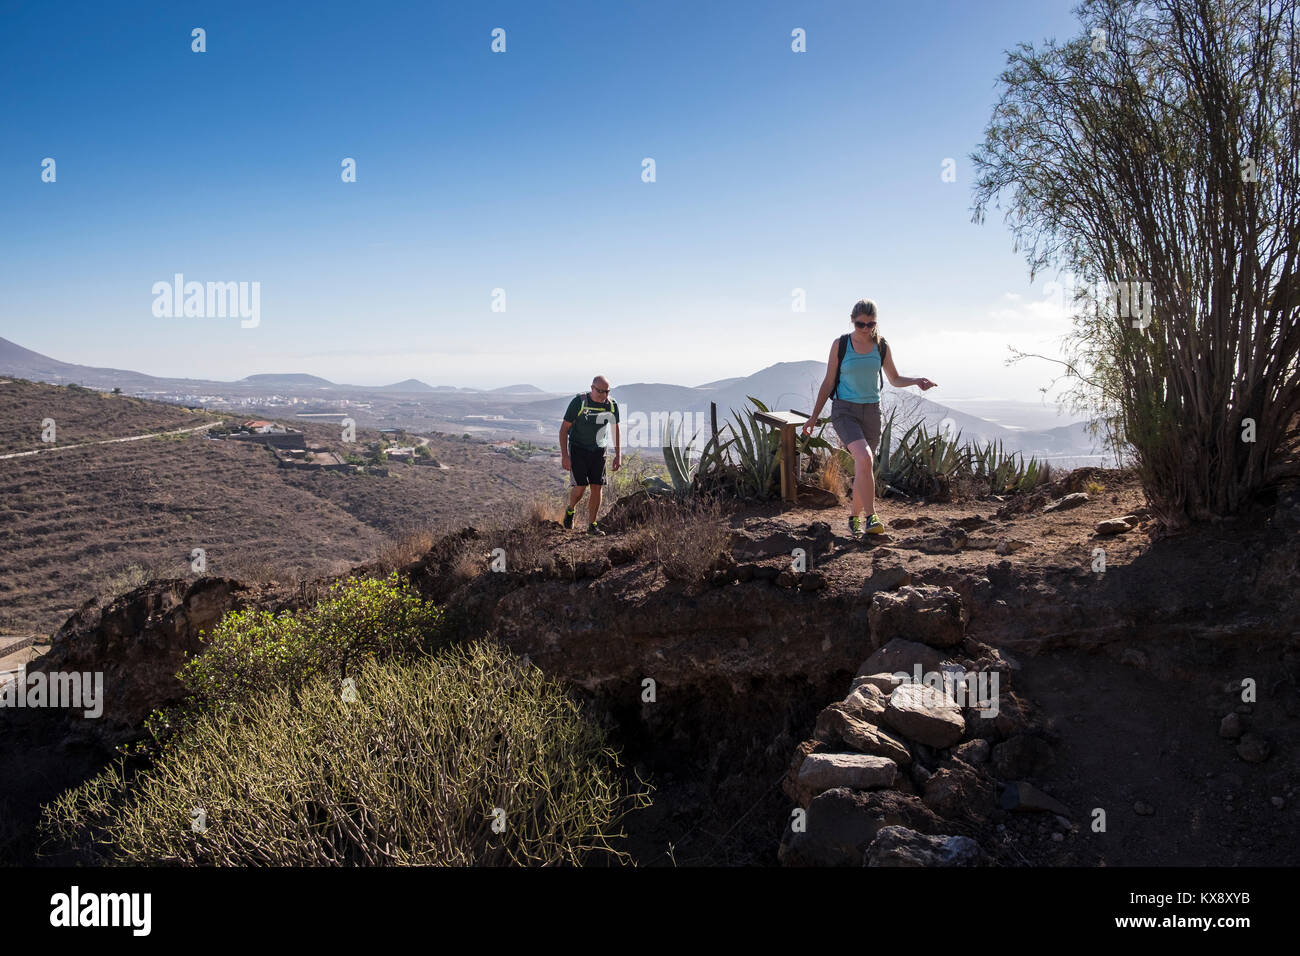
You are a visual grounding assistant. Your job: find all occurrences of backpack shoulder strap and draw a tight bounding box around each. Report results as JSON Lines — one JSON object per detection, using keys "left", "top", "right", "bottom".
{"left": 832, "top": 335, "right": 849, "bottom": 399}
{"left": 877, "top": 338, "right": 887, "bottom": 392}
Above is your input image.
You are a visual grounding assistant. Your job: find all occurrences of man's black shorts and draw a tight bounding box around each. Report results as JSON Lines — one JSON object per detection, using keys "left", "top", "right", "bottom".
{"left": 569, "top": 444, "right": 607, "bottom": 486}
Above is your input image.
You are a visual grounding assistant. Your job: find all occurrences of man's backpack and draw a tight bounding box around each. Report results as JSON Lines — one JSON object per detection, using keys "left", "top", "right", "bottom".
{"left": 832, "top": 335, "right": 887, "bottom": 399}
{"left": 574, "top": 393, "right": 617, "bottom": 446}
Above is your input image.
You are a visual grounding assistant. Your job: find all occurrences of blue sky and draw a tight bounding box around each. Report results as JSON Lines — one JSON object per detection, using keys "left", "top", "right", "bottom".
{"left": 1, "top": 0, "right": 1088, "bottom": 403}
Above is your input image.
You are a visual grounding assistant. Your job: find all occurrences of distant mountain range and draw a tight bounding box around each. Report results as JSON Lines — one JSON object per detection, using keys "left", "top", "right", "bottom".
{"left": 0, "top": 336, "right": 1112, "bottom": 463}
{"left": 0, "top": 338, "right": 543, "bottom": 396}
{"left": 525, "top": 361, "right": 1109, "bottom": 463}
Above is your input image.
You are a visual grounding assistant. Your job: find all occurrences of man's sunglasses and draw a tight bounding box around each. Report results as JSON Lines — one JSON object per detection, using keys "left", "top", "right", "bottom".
{"left": 854, "top": 320, "right": 877, "bottom": 329}
{"left": 592, "top": 386, "right": 610, "bottom": 394}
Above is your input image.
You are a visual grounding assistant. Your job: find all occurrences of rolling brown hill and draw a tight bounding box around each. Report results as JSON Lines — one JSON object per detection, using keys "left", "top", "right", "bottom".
{"left": 0, "top": 380, "right": 566, "bottom": 638}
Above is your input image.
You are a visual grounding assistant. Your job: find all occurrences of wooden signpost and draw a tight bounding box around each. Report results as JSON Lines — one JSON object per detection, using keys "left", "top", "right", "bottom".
{"left": 752, "top": 409, "right": 812, "bottom": 503}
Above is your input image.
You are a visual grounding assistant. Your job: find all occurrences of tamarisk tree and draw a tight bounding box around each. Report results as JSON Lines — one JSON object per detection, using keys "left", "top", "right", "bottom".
{"left": 972, "top": 0, "right": 1300, "bottom": 528}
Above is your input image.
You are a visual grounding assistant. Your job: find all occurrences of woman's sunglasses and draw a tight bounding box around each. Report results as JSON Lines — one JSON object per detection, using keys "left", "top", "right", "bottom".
{"left": 854, "top": 320, "right": 877, "bottom": 329}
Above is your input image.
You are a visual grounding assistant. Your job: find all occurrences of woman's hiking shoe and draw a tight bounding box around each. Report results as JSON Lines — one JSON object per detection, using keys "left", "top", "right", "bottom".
{"left": 587, "top": 522, "right": 606, "bottom": 536}
{"left": 848, "top": 515, "right": 864, "bottom": 537}
{"left": 563, "top": 508, "right": 575, "bottom": 529}
{"left": 865, "top": 513, "right": 886, "bottom": 534}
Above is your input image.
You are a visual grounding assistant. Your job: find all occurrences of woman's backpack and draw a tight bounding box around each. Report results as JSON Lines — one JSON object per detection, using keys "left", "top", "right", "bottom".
{"left": 832, "top": 335, "right": 887, "bottom": 399}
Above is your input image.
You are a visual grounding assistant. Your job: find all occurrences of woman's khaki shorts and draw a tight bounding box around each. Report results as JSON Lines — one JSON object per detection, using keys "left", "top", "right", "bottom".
{"left": 831, "top": 399, "right": 882, "bottom": 455}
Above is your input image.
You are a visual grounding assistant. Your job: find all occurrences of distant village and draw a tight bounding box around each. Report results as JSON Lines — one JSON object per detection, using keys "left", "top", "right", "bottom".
{"left": 208, "top": 420, "right": 451, "bottom": 475}
{"left": 208, "top": 419, "right": 557, "bottom": 473}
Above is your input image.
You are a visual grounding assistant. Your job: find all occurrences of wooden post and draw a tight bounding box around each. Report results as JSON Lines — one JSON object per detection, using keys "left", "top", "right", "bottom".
{"left": 710, "top": 402, "right": 719, "bottom": 446}
{"left": 780, "top": 425, "right": 797, "bottom": 503}
{"left": 753, "top": 410, "right": 809, "bottom": 506}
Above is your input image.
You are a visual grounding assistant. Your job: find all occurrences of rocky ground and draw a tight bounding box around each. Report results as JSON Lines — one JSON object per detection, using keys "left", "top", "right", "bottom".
{"left": 2, "top": 466, "right": 1296, "bottom": 866}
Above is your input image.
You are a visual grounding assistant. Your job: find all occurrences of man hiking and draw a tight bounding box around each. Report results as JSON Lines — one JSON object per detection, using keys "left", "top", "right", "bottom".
{"left": 560, "top": 375, "right": 621, "bottom": 535}
{"left": 802, "top": 299, "right": 937, "bottom": 537}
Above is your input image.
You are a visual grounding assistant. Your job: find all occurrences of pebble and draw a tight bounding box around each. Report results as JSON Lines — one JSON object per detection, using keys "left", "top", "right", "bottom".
{"left": 1219, "top": 713, "right": 1243, "bottom": 738}
{"left": 1051, "top": 832, "right": 1064, "bottom": 842}
{"left": 1272, "top": 796, "right": 1286, "bottom": 809}
{"left": 1134, "top": 801, "right": 1155, "bottom": 816}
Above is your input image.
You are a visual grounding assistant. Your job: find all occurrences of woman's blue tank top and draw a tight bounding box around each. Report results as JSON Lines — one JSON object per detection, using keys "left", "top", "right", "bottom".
{"left": 837, "top": 337, "right": 881, "bottom": 403}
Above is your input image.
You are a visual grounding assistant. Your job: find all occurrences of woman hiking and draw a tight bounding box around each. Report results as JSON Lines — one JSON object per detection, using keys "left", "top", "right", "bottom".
{"left": 801, "top": 299, "right": 938, "bottom": 536}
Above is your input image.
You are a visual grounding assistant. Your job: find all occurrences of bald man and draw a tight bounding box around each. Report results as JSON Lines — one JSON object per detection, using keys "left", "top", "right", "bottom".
{"left": 559, "top": 375, "right": 621, "bottom": 535}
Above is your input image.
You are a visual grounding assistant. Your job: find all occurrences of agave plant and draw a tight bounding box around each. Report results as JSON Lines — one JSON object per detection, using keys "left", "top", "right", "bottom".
{"left": 662, "top": 419, "right": 735, "bottom": 497}
{"left": 971, "top": 438, "right": 1042, "bottom": 496}
{"left": 728, "top": 407, "right": 780, "bottom": 499}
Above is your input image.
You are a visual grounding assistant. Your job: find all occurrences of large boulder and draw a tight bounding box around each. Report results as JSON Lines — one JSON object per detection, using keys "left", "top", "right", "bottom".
{"left": 779, "top": 788, "right": 945, "bottom": 867}
{"left": 868, "top": 586, "right": 968, "bottom": 649}
{"left": 865, "top": 826, "right": 989, "bottom": 867}
{"left": 883, "top": 683, "right": 966, "bottom": 748}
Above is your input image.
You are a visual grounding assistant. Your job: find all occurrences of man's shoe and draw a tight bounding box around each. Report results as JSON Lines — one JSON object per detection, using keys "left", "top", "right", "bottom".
{"left": 865, "top": 513, "right": 886, "bottom": 534}
{"left": 587, "top": 522, "right": 606, "bottom": 537}
{"left": 848, "top": 515, "right": 863, "bottom": 537}
{"left": 563, "top": 508, "right": 575, "bottom": 529}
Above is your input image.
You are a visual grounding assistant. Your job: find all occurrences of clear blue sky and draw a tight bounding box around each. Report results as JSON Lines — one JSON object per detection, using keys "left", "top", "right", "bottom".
{"left": 1, "top": 0, "right": 1087, "bottom": 401}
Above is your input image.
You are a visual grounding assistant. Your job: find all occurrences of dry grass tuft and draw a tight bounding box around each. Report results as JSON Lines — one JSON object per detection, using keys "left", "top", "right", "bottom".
{"left": 373, "top": 523, "right": 440, "bottom": 571}
{"left": 635, "top": 496, "right": 733, "bottom": 583}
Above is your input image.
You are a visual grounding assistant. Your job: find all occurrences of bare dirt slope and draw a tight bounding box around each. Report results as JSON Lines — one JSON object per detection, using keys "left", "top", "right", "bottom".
{"left": 0, "top": 381, "right": 565, "bottom": 638}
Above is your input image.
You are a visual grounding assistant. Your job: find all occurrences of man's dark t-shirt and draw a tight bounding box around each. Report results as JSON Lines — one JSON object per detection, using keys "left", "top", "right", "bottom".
{"left": 563, "top": 393, "right": 619, "bottom": 452}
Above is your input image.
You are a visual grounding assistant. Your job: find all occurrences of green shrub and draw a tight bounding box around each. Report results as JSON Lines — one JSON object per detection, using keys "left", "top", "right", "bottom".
{"left": 178, "top": 572, "right": 444, "bottom": 713}
{"left": 41, "top": 643, "right": 650, "bottom": 866}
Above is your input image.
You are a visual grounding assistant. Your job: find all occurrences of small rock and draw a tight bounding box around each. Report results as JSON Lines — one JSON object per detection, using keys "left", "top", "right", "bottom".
{"left": 923, "top": 762, "right": 996, "bottom": 820}
{"left": 1134, "top": 801, "right": 1155, "bottom": 816}
{"left": 1044, "top": 492, "right": 1089, "bottom": 513}
{"left": 814, "top": 706, "right": 912, "bottom": 766}
{"left": 1271, "top": 796, "right": 1285, "bottom": 809}
{"left": 865, "top": 826, "right": 987, "bottom": 867}
{"left": 995, "top": 539, "right": 1031, "bottom": 555}
{"left": 1120, "top": 647, "right": 1148, "bottom": 668}
{"left": 799, "top": 570, "right": 828, "bottom": 591}
{"left": 953, "top": 739, "right": 990, "bottom": 764}
{"left": 837, "top": 684, "right": 888, "bottom": 722}
{"left": 855, "top": 672, "right": 905, "bottom": 694}
{"left": 1095, "top": 517, "right": 1132, "bottom": 535}
{"left": 1219, "top": 713, "right": 1243, "bottom": 739}
{"left": 1236, "top": 733, "right": 1271, "bottom": 763}
{"left": 1051, "top": 832, "right": 1064, "bottom": 842}
{"left": 796, "top": 753, "right": 898, "bottom": 797}
{"left": 1001, "top": 781, "right": 1072, "bottom": 817}
{"left": 858, "top": 639, "right": 948, "bottom": 678}
{"left": 862, "top": 564, "right": 911, "bottom": 597}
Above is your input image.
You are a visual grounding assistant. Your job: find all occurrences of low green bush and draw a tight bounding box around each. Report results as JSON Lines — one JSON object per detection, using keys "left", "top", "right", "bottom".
{"left": 41, "top": 643, "right": 649, "bottom": 866}
{"left": 177, "top": 572, "right": 444, "bottom": 713}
